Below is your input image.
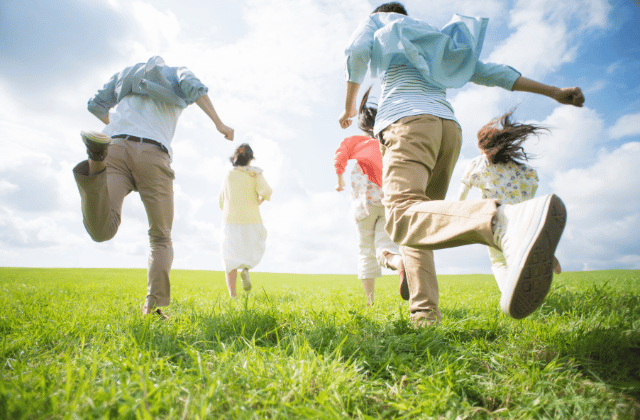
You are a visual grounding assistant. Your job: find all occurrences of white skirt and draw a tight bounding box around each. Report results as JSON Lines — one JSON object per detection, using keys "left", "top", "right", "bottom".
{"left": 221, "top": 223, "right": 267, "bottom": 273}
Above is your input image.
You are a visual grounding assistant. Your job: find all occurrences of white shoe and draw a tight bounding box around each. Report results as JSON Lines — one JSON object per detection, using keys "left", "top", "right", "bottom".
{"left": 240, "top": 268, "right": 252, "bottom": 291}
{"left": 493, "top": 194, "right": 566, "bottom": 319}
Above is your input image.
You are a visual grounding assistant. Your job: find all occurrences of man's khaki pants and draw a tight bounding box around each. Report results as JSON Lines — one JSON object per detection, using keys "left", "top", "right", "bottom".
{"left": 73, "top": 139, "right": 175, "bottom": 309}
{"left": 379, "top": 115, "right": 500, "bottom": 323}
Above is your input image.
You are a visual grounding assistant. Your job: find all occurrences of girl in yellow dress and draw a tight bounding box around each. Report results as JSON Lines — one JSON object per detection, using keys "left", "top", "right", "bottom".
{"left": 219, "top": 144, "right": 272, "bottom": 298}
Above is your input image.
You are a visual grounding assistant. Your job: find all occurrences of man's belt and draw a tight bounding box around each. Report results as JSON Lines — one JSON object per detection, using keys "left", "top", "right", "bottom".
{"left": 112, "top": 134, "right": 169, "bottom": 155}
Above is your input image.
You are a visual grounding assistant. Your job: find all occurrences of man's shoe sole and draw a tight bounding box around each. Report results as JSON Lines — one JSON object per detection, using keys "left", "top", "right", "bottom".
{"left": 501, "top": 194, "right": 567, "bottom": 319}
{"left": 81, "top": 130, "right": 111, "bottom": 161}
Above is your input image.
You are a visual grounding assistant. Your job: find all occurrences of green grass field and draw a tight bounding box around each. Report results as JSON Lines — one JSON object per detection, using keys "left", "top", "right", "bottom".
{"left": 1, "top": 268, "right": 638, "bottom": 419}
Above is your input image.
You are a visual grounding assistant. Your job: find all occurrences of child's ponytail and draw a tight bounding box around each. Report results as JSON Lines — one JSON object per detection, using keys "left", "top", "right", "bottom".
{"left": 231, "top": 143, "right": 254, "bottom": 167}
{"left": 477, "top": 109, "right": 548, "bottom": 165}
{"left": 358, "top": 86, "right": 377, "bottom": 139}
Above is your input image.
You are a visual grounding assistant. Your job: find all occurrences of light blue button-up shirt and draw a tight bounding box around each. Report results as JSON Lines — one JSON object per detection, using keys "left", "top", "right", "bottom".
{"left": 87, "top": 56, "right": 209, "bottom": 161}
{"left": 87, "top": 56, "right": 208, "bottom": 119}
{"left": 344, "top": 13, "right": 522, "bottom": 135}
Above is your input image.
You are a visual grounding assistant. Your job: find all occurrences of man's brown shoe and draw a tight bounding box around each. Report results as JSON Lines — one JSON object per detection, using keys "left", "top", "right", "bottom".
{"left": 384, "top": 253, "right": 409, "bottom": 301}
{"left": 81, "top": 130, "right": 111, "bottom": 162}
{"left": 142, "top": 304, "right": 169, "bottom": 319}
{"left": 397, "top": 258, "right": 409, "bottom": 301}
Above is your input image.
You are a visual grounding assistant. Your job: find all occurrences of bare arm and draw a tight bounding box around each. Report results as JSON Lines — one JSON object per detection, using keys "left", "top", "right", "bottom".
{"left": 336, "top": 172, "right": 346, "bottom": 192}
{"left": 457, "top": 183, "right": 471, "bottom": 201}
{"left": 195, "top": 94, "right": 235, "bottom": 141}
{"left": 338, "top": 81, "right": 361, "bottom": 129}
{"left": 511, "top": 77, "right": 585, "bottom": 107}
{"left": 98, "top": 114, "right": 110, "bottom": 125}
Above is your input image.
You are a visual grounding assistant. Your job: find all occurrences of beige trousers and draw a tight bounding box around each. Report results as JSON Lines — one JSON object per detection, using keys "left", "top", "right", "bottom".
{"left": 379, "top": 115, "right": 500, "bottom": 323}
{"left": 73, "top": 139, "right": 175, "bottom": 308}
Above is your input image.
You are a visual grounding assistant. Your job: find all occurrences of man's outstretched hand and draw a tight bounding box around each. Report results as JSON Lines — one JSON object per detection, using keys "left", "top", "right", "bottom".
{"left": 555, "top": 87, "right": 585, "bottom": 107}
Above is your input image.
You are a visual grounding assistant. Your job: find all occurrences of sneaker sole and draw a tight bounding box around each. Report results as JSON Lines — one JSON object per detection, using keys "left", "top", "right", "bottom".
{"left": 501, "top": 194, "right": 566, "bottom": 319}
{"left": 81, "top": 130, "right": 111, "bottom": 144}
{"left": 241, "top": 270, "right": 252, "bottom": 291}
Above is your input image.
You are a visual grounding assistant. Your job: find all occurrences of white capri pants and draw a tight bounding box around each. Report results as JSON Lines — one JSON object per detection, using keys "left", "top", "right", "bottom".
{"left": 356, "top": 205, "right": 399, "bottom": 279}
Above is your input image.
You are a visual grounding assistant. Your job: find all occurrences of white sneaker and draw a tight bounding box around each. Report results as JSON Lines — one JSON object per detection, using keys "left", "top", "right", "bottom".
{"left": 493, "top": 194, "right": 566, "bottom": 319}
{"left": 240, "top": 268, "right": 252, "bottom": 291}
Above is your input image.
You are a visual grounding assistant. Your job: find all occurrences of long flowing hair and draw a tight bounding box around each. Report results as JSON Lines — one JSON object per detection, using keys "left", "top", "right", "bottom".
{"left": 477, "top": 109, "right": 548, "bottom": 165}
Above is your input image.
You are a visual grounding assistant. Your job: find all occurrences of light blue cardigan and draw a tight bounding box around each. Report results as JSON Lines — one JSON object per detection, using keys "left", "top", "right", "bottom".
{"left": 344, "top": 13, "right": 521, "bottom": 90}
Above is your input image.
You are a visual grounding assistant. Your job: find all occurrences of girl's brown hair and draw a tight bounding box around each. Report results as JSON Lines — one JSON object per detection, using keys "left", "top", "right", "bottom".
{"left": 358, "top": 86, "right": 376, "bottom": 138}
{"left": 477, "top": 109, "right": 548, "bottom": 165}
{"left": 230, "top": 143, "right": 254, "bottom": 167}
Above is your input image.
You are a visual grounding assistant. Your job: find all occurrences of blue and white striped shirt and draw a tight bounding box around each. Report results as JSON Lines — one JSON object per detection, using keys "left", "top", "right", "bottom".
{"left": 375, "top": 64, "right": 457, "bottom": 135}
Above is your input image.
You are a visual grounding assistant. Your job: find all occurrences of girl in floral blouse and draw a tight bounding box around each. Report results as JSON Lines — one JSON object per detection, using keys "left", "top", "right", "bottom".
{"left": 334, "top": 87, "right": 407, "bottom": 305}
{"left": 458, "top": 109, "right": 561, "bottom": 288}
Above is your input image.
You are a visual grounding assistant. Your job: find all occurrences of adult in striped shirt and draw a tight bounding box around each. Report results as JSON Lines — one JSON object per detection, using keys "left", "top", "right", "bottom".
{"left": 339, "top": 2, "right": 585, "bottom": 325}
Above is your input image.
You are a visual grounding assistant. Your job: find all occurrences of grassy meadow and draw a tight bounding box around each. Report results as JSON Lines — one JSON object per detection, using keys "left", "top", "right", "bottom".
{"left": 0, "top": 267, "right": 638, "bottom": 419}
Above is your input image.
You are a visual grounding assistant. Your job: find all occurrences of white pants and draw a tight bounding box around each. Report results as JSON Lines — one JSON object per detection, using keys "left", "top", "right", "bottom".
{"left": 356, "top": 205, "right": 399, "bottom": 279}
{"left": 488, "top": 247, "right": 508, "bottom": 293}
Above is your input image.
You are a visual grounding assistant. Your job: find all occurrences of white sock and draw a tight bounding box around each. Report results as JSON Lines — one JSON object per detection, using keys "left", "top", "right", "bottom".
{"left": 389, "top": 254, "right": 402, "bottom": 270}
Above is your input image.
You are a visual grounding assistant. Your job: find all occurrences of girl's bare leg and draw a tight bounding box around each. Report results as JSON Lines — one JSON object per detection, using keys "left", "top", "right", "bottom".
{"left": 361, "top": 278, "right": 375, "bottom": 305}
{"left": 226, "top": 269, "right": 238, "bottom": 298}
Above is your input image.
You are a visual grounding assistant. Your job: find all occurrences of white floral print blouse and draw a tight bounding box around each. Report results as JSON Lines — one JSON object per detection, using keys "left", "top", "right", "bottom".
{"left": 458, "top": 155, "right": 538, "bottom": 205}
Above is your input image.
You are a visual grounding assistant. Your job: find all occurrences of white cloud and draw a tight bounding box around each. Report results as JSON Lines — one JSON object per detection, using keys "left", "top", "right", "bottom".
{"left": 550, "top": 142, "right": 640, "bottom": 270}
{"left": 404, "top": 0, "right": 508, "bottom": 24}
{"left": 607, "top": 60, "right": 622, "bottom": 75}
{"left": 526, "top": 106, "right": 603, "bottom": 174}
{"left": 585, "top": 79, "right": 607, "bottom": 94}
{"left": 488, "top": 0, "right": 609, "bottom": 76}
{"left": 0, "top": 180, "right": 19, "bottom": 195}
{"left": 608, "top": 113, "right": 640, "bottom": 140}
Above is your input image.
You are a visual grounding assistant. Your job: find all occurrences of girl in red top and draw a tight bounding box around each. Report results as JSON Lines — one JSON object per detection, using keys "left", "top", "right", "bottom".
{"left": 334, "top": 88, "right": 407, "bottom": 305}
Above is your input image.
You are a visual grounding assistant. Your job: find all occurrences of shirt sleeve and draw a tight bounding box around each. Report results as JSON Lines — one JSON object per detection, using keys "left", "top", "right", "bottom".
{"left": 344, "top": 16, "right": 378, "bottom": 84}
{"left": 458, "top": 160, "right": 476, "bottom": 200}
{"left": 457, "top": 183, "right": 471, "bottom": 201}
{"left": 334, "top": 136, "right": 356, "bottom": 175}
{"left": 460, "top": 159, "right": 477, "bottom": 186}
{"left": 470, "top": 61, "right": 521, "bottom": 90}
{"left": 256, "top": 174, "right": 273, "bottom": 201}
{"left": 176, "top": 67, "right": 209, "bottom": 104}
{"left": 87, "top": 72, "right": 119, "bottom": 119}
{"left": 219, "top": 181, "right": 226, "bottom": 210}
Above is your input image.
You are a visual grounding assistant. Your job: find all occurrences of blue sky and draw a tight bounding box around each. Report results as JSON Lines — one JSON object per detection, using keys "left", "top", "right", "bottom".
{"left": 0, "top": 0, "right": 639, "bottom": 276}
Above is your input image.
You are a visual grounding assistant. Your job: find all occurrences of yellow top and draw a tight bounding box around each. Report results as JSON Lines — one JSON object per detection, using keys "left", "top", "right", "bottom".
{"left": 219, "top": 166, "right": 272, "bottom": 224}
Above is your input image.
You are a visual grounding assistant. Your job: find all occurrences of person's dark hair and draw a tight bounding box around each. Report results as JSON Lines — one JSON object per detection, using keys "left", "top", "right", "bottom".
{"left": 477, "top": 109, "right": 548, "bottom": 165}
{"left": 372, "top": 2, "right": 408, "bottom": 15}
{"left": 230, "top": 143, "right": 254, "bottom": 167}
{"left": 358, "top": 86, "right": 376, "bottom": 138}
